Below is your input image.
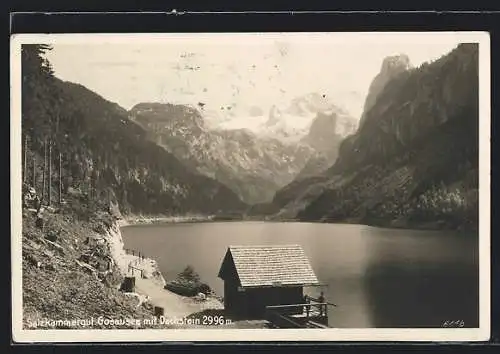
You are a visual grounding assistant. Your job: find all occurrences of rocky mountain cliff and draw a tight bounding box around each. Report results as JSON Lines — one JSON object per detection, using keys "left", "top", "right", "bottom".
{"left": 296, "top": 110, "right": 357, "bottom": 180}
{"left": 262, "top": 92, "right": 356, "bottom": 143}
{"left": 358, "top": 54, "right": 412, "bottom": 128}
{"left": 129, "top": 103, "right": 315, "bottom": 204}
{"left": 21, "top": 44, "right": 246, "bottom": 216}
{"left": 266, "top": 43, "right": 479, "bottom": 230}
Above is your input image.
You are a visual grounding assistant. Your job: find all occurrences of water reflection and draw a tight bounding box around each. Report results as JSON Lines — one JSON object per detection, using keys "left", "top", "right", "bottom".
{"left": 302, "top": 224, "right": 374, "bottom": 327}
{"left": 361, "top": 227, "right": 479, "bottom": 328}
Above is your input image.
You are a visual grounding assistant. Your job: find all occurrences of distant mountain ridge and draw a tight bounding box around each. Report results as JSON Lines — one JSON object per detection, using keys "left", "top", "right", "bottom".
{"left": 130, "top": 93, "right": 357, "bottom": 205}
{"left": 129, "top": 102, "right": 315, "bottom": 204}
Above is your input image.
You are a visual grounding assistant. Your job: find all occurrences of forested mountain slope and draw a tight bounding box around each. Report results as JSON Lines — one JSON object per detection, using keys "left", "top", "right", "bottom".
{"left": 269, "top": 43, "right": 479, "bottom": 230}
{"left": 21, "top": 44, "right": 246, "bottom": 216}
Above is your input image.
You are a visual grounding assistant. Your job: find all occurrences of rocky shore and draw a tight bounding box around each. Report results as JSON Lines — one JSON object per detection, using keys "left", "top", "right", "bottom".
{"left": 21, "top": 194, "right": 264, "bottom": 330}
{"left": 115, "top": 216, "right": 270, "bottom": 328}
{"left": 119, "top": 214, "right": 216, "bottom": 226}
{"left": 21, "top": 199, "right": 170, "bottom": 329}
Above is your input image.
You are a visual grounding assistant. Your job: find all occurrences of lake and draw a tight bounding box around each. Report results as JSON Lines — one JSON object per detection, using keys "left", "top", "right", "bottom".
{"left": 122, "top": 221, "right": 479, "bottom": 328}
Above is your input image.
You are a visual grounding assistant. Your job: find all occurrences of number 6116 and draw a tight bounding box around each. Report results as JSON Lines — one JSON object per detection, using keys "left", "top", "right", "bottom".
{"left": 442, "top": 320, "right": 465, "bottom": 327}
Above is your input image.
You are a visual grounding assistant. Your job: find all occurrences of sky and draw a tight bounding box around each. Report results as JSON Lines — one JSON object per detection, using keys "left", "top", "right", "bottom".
{"left": 44, "top": 33, "right": 465, "bottom": 120}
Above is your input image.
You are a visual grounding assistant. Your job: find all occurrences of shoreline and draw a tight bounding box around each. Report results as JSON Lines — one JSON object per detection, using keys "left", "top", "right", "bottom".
{"left": 256, "top": 215, "right": 477, "bottom": 233}
{"left": 323, "top": 216, "right": 479, "bottom": 233}
{"left": 118, "top": 214, "right": 216, "bottom": 227}
{"left": 112, "top": 219, "right": 268, "bottom": 328}
{"left": 258, "top": 209, "right": 478, "bottom": 232}
{"left": 109, "top": 218, "right": 232, "bottom": 325}
{"left": 120, "top": 214, "right": 477, "bottom": 232}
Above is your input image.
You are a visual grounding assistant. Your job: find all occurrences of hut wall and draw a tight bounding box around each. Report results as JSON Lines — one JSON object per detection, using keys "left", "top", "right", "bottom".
{"left": 234, "top": 286, "right": 304, "bottom": 318}
{"left": 223, "top": 278, "right": 240, "bottom": 316}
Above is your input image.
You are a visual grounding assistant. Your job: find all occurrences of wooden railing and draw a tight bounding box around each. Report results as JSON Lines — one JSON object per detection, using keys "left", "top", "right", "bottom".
{"left": 128, "top": 264, "right": 145, "bottom": 278}
{"left": 124, "top": 248, "right": 146, "bottom": 259}
{"left": 124, "top": 248, "right": 148, "bottom": 278}
{"left": 265, "top": 300, "right": 337, "bottom": 328}
{"left": 305, "top": 295, "right": 337, "bottom": 317}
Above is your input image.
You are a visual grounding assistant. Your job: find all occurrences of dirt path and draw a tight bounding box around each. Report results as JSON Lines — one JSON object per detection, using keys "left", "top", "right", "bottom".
{"left": 113, "top": 234, "right": 266, "bottom": 328}
{"left": 121, "top": 253, "right": 223, "bottom": 319}
{"left": 134, "top": 276, "right": 222, "bottom": 318}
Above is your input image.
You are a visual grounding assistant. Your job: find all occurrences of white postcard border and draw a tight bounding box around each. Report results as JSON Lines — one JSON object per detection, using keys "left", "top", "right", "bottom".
{"left": 10, "top": 31, "right": 491, "bottom": 343}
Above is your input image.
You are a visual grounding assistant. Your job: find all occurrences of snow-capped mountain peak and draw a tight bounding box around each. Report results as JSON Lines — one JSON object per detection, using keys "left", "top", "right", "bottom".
{"left": 207, "top": 92, "right": 356, "bottom": 143}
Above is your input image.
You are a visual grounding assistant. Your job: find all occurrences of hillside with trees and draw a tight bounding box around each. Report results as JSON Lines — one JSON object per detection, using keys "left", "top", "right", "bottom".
{"left": 21, "top": 44, "right": 246, "bottom": 216}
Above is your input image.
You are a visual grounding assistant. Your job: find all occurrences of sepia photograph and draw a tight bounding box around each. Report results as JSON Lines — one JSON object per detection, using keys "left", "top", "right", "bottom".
{"left": 10, "top": 32, "right": 490, "bottom": 342}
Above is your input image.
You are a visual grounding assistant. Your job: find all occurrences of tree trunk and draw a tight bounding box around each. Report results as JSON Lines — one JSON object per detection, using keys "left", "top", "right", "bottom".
{"left": 23, "top": 136, "right": 27, "bottom": 183}
{"left": 88, "top": 176, "right": 92, "bottom": 200}
{"left": 42, "top": 139, "right": 47, "bottom": 203}
{"left": 32, "top": 156, "right": 36, "bottom": 189}
{"left": 48, "top": 141, "right": 52, "bottom": 206}
{"left": 59, "top": 151, "right": 62, "bottom": 205}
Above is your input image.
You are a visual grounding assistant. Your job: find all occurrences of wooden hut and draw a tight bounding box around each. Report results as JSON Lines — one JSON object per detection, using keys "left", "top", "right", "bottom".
{"left": 218, "top": 245, "right": 320, "bottom": 319}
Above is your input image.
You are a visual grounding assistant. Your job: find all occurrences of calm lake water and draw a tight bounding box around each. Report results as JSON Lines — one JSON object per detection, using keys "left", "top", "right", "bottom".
{"left": 122, "top": 221, "right": 479, "bottom": 328}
